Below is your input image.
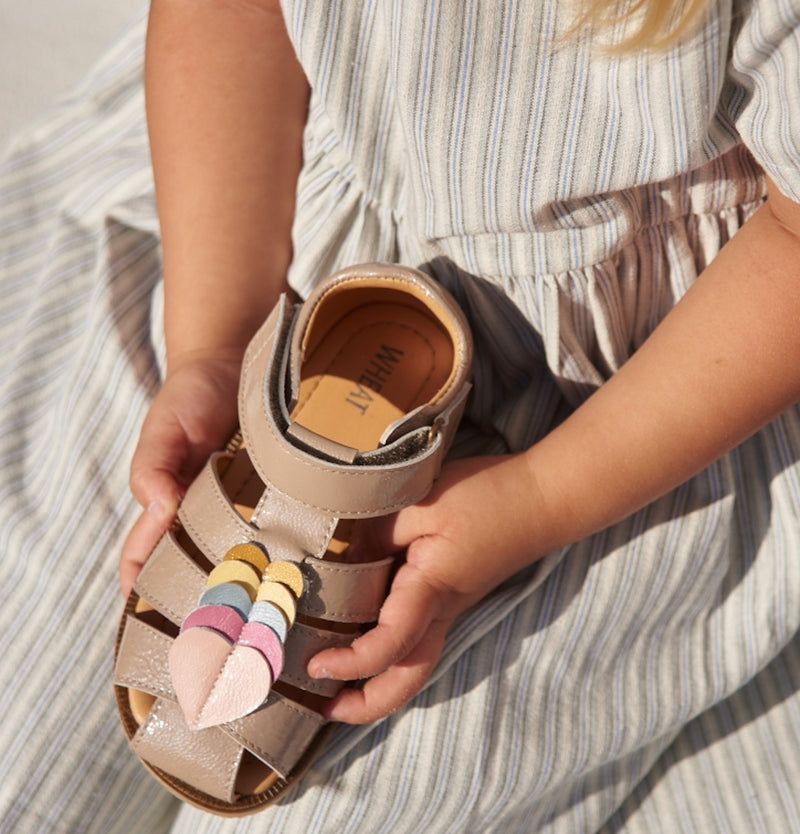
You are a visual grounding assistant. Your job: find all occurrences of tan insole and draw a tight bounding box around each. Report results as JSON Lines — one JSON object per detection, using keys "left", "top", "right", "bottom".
{"left": 291, "top": 301, "right": 454, "bottom": 451}
{"left": 131, "top": 298, "right": 454, "bottom": 798}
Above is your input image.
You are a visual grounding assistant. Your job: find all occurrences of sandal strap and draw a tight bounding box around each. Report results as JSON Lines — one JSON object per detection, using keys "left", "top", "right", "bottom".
{"left": 132, "top": 698, "right": 245, "bottom": 804}
{"left": 282, "top": 622, "right": 352, "bottom": 697}
{"left": 177, "top": 453, "right": 396, "bottom": 623}
{"left": 179, "top": 452, "right": 334, "bottom": 560}
{"left": 115, "top": 614, "right": 328, "bottom": 785}
{"left": 295, "top": 554, "right": 395, "bottom": 623}
{"left": 239, "top": 295, "right": 471, "bottom": 517}
{"left": 114, "top": 615, "right": 174, "bottom": 698}
{"left": 116, "top": 608, "right": 351, "bottom": 702}
{"left": 133, "top": 531, "right": 206, "bottom": 625}
{"left": 224, "top": 692, "right": 326, "bottom": 778}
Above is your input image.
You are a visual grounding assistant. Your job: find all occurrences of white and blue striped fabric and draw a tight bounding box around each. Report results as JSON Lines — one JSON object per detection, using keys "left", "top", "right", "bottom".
{"left": 2, "top": 1, "right": 800, "bottom": 832}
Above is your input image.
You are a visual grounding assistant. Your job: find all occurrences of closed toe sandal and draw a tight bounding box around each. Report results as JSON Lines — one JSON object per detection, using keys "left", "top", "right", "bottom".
{"left": 114, "top": 263, "right": 473, "bottom": 815}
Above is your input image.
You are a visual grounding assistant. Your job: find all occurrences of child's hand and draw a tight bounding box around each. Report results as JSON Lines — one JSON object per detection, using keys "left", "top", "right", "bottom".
{"left": 118, "top": 354, "right": 242, "bottom": 597}
{"left": 308, "top": 453, "right": 543, "bottom": 724}
{"left": 308, "top": 181, "right": 800, "bottom": 725}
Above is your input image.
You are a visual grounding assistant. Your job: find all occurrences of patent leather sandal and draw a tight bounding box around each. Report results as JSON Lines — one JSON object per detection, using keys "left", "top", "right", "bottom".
{"left": 114, "top": 263, "right": 473, "bottom": 815}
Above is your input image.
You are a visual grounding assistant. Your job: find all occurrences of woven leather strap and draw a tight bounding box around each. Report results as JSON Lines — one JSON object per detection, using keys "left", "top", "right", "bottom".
{"left": 114, "top": 615, "right": 328, "bottom": 791}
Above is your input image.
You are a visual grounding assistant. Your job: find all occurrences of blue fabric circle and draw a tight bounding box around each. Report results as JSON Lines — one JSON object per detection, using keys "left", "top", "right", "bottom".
{"left": 248, "top": 600, "right": 289, "bottom": 642}
{"left": 199, "top": 582, "right": 253, "bottom": 620}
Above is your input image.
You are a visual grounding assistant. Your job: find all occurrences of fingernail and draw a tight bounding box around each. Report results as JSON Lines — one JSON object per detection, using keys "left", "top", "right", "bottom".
{"left": 309, "top": 666, "right": 331, "bottom": 680}
{"left": 147, "top": 500, "right": 168, "bottom": 524}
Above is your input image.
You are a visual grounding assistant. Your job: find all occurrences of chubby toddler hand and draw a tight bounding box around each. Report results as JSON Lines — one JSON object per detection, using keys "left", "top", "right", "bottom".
{"left": 119, "top": 354, "right": 242, "bottom": 596}
{"left": 307, "top": 452, "right": 542, "bottom": 724}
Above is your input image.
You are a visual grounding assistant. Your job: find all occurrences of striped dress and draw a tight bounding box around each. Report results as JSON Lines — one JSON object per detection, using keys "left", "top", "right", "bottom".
{"left": 2, "top": 1, "right": 800, "bottom": 832}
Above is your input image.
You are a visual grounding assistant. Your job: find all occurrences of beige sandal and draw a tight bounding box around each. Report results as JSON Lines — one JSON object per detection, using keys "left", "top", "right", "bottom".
{"left": 114, "top": 263, "right": 473, "bottom": 814}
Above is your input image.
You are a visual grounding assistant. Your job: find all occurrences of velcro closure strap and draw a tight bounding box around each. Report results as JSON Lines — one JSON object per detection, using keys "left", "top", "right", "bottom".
{"left": 239, "top": 299, "right": 451, "bottom": 516}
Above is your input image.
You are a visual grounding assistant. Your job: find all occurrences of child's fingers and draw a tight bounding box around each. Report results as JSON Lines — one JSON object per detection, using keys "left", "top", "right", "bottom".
{"left": 120, "top": 359, "right": 241, "bottom": 595}
{"left": 128, "top": 406, "right": 189, "bottom": 510}
{"left": 122, "top": 398, "right": 192, "bottom": 594}
{"left": 308, "top": 575, "right": 437, "bottom": 680}
{"left": 307, "top": 565, "right": 448, "bottom": 683}
{"left": 128, "top": 457, "right": 183, "bottom": 521}
{"left": 118, "top": 506, "right": 173, "bottom": 597}
{"left": 122, "top": 424, "right": 185, "bottom": 595}
{"left": 321, "top": 618, "right": 451, "bottom": 724}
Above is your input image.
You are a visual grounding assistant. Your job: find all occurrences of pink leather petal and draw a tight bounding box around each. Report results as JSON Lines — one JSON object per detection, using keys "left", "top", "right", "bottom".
{"left": 192, "top": 644, "right": 273, "bottom": 729}
{"left": 169, "top": 628, "right": 234, "bottom": 728}
{"left": 238, "top": 621, "right": 285, "bottom": 680}
{"left": 180, "top": 604, "right": 245, "bottom": 643}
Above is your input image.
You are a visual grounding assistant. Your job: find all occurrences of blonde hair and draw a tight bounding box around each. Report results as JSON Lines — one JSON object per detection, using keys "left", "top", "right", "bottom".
{"left": 576, "top": 0, "right": 711, "bottom": 50}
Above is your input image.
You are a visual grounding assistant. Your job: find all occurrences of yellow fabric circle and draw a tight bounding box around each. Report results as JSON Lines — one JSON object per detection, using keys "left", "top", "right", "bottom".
{"left": 206, "top": 560, "right": 261, "bottom": 600}
{"left": 255, "top": 581, "right": 298, "bottom": 626}
{"left": 223, "top": 542, "right": 269, "bottom": 574}
{"left": 263, "top": 561, "right": 304, "bottom": 597}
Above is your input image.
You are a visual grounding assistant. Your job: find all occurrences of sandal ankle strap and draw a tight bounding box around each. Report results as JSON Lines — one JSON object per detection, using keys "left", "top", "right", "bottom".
{"left": 240, "top": 281, "right": 472, "bottom": 518}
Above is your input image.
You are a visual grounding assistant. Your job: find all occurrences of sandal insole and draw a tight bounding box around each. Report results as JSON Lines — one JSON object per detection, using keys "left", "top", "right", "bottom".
{"left": 291, "top": 301, "right": 454, "bottom": 451}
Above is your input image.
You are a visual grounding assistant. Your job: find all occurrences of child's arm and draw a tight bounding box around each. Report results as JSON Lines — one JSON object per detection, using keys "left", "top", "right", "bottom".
{"left": 119, "top": 0, "right": 309, "bottom": 595}
{"left": 311, "top": 177, "right": 800, "bottom": 723}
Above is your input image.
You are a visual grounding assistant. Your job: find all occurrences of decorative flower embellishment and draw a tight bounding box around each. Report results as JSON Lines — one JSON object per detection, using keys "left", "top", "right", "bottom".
{"left": 169, "top": 541, "right": 304, "bottom": 729}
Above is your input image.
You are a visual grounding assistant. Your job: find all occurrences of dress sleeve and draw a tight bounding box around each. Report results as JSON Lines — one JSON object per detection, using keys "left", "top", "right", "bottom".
{"left": 726, "top": 0, "right": 800, "bottom": 202}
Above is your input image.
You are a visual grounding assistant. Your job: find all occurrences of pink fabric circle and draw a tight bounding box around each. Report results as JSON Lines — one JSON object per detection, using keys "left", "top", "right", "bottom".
{"left": 238, "top": 621, "right": 284, "bottom": 679}
{"left": 180, "top": 604, "right": 245, "bottom": 643}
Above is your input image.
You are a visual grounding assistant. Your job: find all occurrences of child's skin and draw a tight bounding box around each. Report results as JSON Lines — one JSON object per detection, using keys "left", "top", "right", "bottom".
{"left": 120, "top": 0, "right": 800, "bottom": 725}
